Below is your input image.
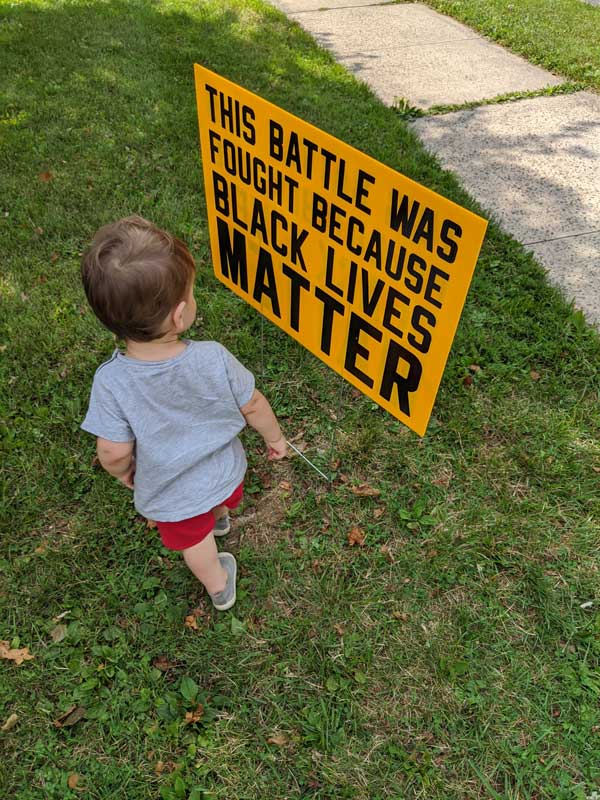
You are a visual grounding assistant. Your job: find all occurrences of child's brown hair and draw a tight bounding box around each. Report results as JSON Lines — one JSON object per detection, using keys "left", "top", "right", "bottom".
{"left": 81, "top": 216, "right": 195, "bottom": 342}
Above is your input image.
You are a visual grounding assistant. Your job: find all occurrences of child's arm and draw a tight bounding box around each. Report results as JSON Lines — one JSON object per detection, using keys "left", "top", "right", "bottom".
{"left": 240, "top": 390, "right": 287, "bottom": 460}
{"left": 97, "top": 437, "right": 136, "bottom": 488}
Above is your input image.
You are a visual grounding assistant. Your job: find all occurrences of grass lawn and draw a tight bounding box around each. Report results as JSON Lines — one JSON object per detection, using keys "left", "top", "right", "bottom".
{"left": 2, "top": 1, "right": 600, "bottom": 798}
{"left": 421, "top": 0, "right": 600, "bottom": 93}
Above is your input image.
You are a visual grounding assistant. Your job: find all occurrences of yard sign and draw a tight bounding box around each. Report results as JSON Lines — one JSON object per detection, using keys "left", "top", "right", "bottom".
{"left": 194, "top": 65, "right": 487, "bottom": 436}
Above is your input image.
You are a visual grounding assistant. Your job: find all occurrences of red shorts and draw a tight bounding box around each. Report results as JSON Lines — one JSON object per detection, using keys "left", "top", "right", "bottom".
{"left": 156, "top": 482, "right": 244, "bottom": 551}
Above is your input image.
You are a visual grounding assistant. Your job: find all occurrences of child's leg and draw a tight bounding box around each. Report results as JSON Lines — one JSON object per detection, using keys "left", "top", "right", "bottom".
{"left": 212, "top": 504, "right": 228, "bottom": 520}
{"left": 182, "top": 533, "right": 227, "bottom": 594}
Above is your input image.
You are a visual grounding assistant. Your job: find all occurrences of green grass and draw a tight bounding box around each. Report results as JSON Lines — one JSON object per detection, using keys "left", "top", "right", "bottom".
{"left": 421, "top": 0, "right": 600, "bottom": 92}
{"left": 2, "top": 1, "right": 600, "bottom": 798}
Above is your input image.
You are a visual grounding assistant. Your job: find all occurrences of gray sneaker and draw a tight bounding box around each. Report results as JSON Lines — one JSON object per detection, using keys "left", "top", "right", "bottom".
{"left": 209, "top": 552, "right": 237, "bottom": 611}
{"left": 213, "top": 514, "right": 231, "bottom": 537}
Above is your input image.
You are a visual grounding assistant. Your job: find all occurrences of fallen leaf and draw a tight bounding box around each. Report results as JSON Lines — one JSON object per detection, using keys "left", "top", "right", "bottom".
{"left": 592, "top": 466, "right": 600, "bottom": 474}
{"left": 463, "top": 375, "right": 473, "bottom": 387}
{"left": 184, "top": 703, "right": 204, "bottom": 724}
{"left": 154, "top": 761, "right": 165, "bottom": 776}
{"left": 0, "top": 641, "right": 34, "bottom": 665}
{"left": 20, "top": 292, "right": 29, "bottom": 302}
{"left": 278, "top": 480, "right": 292, "bottom": 492}
{"left": 152, "top": 655, "right": 178, "bottom": 672}
{"left": 373, "top": 506, "right": 385, "bottom": 519}
{"left": 330, "top": 458, "right": 341, "bottom": 469}
{"left": 38, "top": 274, "right": 48, "bottom": 284}
{"left": 530, "top": 370, "right": 541, "bottom": 381}
{"left": 53, "top": 705, "right": 86, "bottom": 728}
{"left": 50, "top": 624, "right": 68, "bottom": 643}
{"left": 184, "top": 615, "right": 199, "bottom": 630}
{"left": 468, "top": 364, "right": 481, "bottom": 373}
{"left": 267, "top": 733, "right": 288, "bottom": 746}
{"left": 34, "top": 542, "right": 48, "bottom": 555}
{"left": 39, "top": 171, "right": 54, "bottom": 182}
{"left": 333, "top": 623, "right": 344, "bottom": 637}
{"left": 146, "top": 519, "right": 157, "bottom": 530}
{"left": 348, "top": 527, "right": 366, "bottom": 547}
{"left": 350, "top": 388, "right": 362, "bottom": 399}
{"left": 34, "top": 226, "right": 44, "bottom": 236}
{"left": 392, "top": 611, "right": 409, "bottom": 622}
{"left": 351, "top": 483, "right": 380, "bottom": 497}
{"left": 67, "top": 774, "right": 80, "bottom": 790}
{"left": 289, "top": 429, "right": 305, "bottom": 443}
{"left": 50, "top": 252, "right": 59, "bottom": 263}
{"left": 1, "top": 713, "right": 18, "bottom": 732}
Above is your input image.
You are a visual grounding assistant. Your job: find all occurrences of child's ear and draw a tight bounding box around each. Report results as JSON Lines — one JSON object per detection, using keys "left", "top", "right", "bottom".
{"left": 172, "top": 300, "right": 187, "bottom": 332}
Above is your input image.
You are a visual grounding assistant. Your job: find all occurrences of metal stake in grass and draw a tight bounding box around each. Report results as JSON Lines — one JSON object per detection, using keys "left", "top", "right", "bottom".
{"left": 286, "top": 440, "right": 332, "bottom": 482}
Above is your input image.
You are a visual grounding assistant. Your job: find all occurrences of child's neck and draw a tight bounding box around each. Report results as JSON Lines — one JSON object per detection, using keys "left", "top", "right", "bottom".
{"left": 125, "top": 333, "right": 187, "bottom": 362}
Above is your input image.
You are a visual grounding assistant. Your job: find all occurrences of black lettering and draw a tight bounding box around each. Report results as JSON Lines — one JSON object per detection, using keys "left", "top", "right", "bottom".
{"left": 360, "top": 270, "right": 385, "bottom": 318}
{"left": 271, "top": 210, "right": 288, "bottom": 257}
{"left": 424, "top": 266, "right": 450, "bottom": 309}
{"left": 253, "top": 248, "right": 281, "bottom": 318}
{"left": 253, "top": 158, "right": 266, "bottom": 194}
{"left": 282, "top": 264, "right": 310, "bottom": 331}
{"left": 230, "top": 183, "right": 247, "bottom": 230}
{"left": 321, "top": 148, "right": 337, "bottom": 190}
{"left": 312, "top": 193, "right": 327, "bottom": 233}
{"left": 344, "top": 312, "right": 382, "bottom": 389}
{"left": 364, "top": 229, "right": 382, "bottom": 271}
{"left": 336, "top": 158, "right": 353, "bottom": 204}
{"left": 250, "top": 199, "right": 268, "bottom": 242}
{"left": 303, "top": 138, "right": 318, "bottom": 179}
{"left": 386, "top": 243, "right": 407, "bottom": 281}
{"left": 390, "top": 191, "right": 420, "bottom": 237}
{"left": 285, "top": 176, "right": 299, "bottom": 214}
{"left": 329, "top": 204, "right": 346, "bottom": 246}
{"left": 216, "top": 217, "right": 248, "bottom": 292}
{"left": 356, "top": 169, "right": 376, "bottom": 215}
{"left": 347, "top": 217, "right": 364, "bottom": 256}
{"left": 212, "top": 172, "right": 229, "bottom": 216}
{"left": 408, "top": 305, "right": 435, "bottom": 354}
{"left": 205, "top": 83, "right": 218, "bottom": 123}
{"left": 314, "top": 287, "right": 345, "bottom": 356}
{"left": 269, "top": 120, "right": 284, "bottom": 161}
{"left": 241, "top": 106, "right": 256, "bottom": 145}
{"left": 382, "top": 287, "right": 410, "bottom": 337}
{"left": 223, "top": 139, "right": 236, "bottom": 176}
{"left": 404, "top": 253, "right": 427, "bottom": 294}
{"left": 437, "top": 219, "right": 462, "bottom": 264}
{"left": 208, "top": 129, "right": 221, "bottom": 164}
{"left": 347, "top": 261, "right": 358, "bottom": 305}
{"left": 413, "top": 207, "right": 435, "bottom": 252}
{"left": 325, "top": 247, "right": 344, "bottom": 297}
{"left": 285, "top": 132, "right": 302, "bottom": 172}
{"left": 268, "top": 166, "right": 283, "bottom": 207}
{"left": 379, "top": 341, "right": 422, "bottom": 416}
{"left": 290, "top": 224, "right": 309, "bottom": 271}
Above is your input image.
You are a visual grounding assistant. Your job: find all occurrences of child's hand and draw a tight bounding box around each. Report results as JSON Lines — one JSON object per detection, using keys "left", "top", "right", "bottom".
{"left": 266, "top": 436, "right": 288, "bottom": 460}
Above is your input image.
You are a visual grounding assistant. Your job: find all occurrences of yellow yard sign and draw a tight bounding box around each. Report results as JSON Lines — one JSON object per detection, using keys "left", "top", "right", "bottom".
{"left": 194, "top": 65, "right": 487, "bottom": 436}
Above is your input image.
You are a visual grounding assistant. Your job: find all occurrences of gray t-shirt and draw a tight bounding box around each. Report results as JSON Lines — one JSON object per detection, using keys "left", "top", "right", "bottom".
{"left": 81, "top": 340, "right": 255, "bottom": 522}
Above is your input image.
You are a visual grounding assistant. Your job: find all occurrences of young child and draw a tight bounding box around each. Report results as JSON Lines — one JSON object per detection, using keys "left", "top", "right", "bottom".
{"left": 80, "top": 215, "right": 287, "bottom": 611}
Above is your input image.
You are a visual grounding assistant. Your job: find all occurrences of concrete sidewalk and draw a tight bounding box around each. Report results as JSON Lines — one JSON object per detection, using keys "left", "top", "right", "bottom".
{"left": 268, "top": 0, "right": 600, "bottom": 325}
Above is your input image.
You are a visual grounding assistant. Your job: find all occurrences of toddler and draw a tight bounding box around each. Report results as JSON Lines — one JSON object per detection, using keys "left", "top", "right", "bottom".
{"left": 80, "top": 215, "right": 287, "bottom": 611}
